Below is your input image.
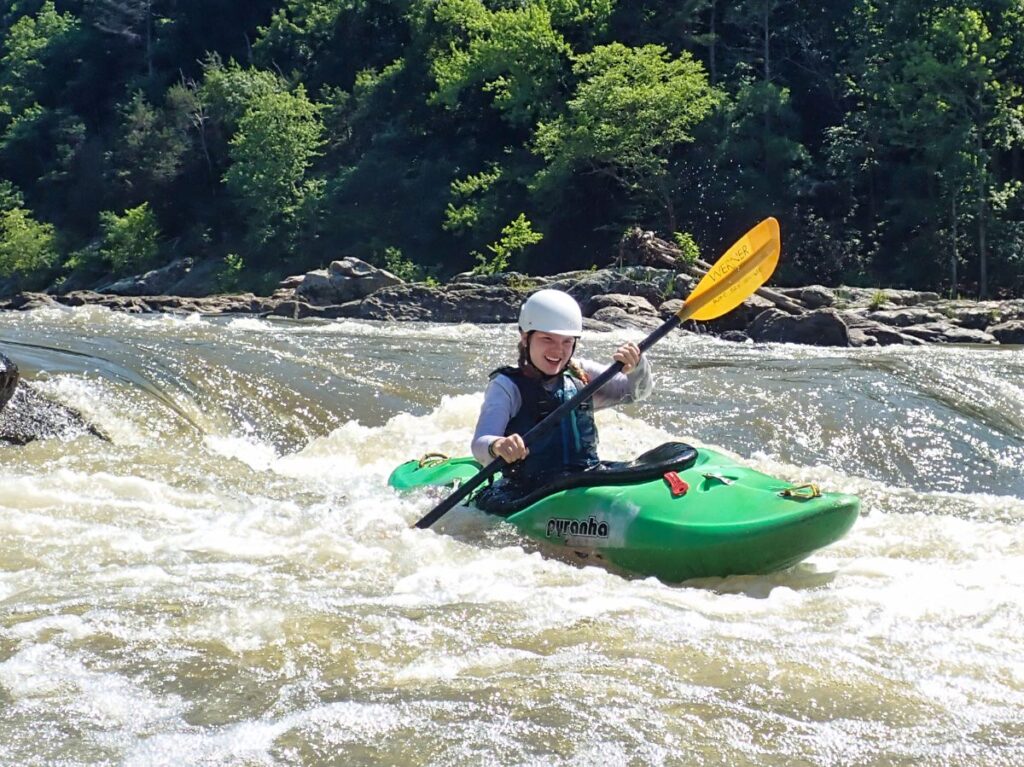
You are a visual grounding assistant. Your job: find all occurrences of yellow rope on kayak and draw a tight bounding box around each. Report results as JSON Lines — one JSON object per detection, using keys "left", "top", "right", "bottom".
{"left": 780, "top": 483, "right": 822, "bottom": 499}
{"left": 418, "top": 453, "right": 450, "bottom": 468}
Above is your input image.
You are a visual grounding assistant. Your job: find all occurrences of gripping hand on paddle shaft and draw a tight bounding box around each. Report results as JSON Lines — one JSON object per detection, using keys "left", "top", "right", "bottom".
{"left": 489, "top": 434, "right": 528, "bottom": 463}
{"left": 612, "top": 342, "right": 641, "bottom": 374}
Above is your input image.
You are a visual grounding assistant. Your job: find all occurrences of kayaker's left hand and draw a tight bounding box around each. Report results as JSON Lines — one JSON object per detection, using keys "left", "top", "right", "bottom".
{"left": 613, "top": 342, "right": 641, "bottom": 374}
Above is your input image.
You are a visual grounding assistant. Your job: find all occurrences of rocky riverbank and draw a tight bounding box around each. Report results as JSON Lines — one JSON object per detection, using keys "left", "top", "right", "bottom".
{"left": 3, "top": 235, "right": 1024, "bottom": 444}
{"left": 3, "top": 257, "right": 1024, "bottom": 346}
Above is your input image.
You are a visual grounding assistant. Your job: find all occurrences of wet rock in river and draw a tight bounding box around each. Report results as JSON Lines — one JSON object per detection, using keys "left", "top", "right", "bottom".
{"left": 1, "top": 351, "right": 18, "bottom": 413}
{"left": 747, "top": 308, "right": 852, "bottom": 347}
{"left": 988, "top": 320, "right": 1024, "bottom": 344}
{"left": 0, "top": 380, "right": 108, "bottom": 445}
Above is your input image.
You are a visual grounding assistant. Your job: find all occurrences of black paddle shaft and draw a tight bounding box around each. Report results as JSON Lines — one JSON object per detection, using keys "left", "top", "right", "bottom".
{"left": 413, "top": 314, "right": 683, "bottom": 529}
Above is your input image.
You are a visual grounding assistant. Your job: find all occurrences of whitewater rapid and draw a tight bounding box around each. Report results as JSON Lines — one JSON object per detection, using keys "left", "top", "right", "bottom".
{"left": 1, "top": 306, "right": 1022, "bottom": 766}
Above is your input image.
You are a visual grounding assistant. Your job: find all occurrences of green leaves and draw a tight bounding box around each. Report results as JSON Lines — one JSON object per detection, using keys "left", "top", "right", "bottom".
{"left": 835, "top": 0, "right": 1024, "bottom": 295}
{"left": 0, "top": 0, "right": 1021, "bottom": 294}
{"left": 0, "top": 206, "right": 58, "bottom": 278}
{"left": 99, "top": 203, "right": 160, "bottom": 274}
{"left": 534, "top": 43, "right": 720, "bottom": 228}
{"left": 472, "top": 213, "right": 543, "bottom": 274}
{"left": 223, "top": 83, "right": 325, "bottom": 246}
{"left": 0, "top": 1, "right": 78, "bottom": 125}
{"left": 430, "top": 0, "right": 574, "bottom": 126}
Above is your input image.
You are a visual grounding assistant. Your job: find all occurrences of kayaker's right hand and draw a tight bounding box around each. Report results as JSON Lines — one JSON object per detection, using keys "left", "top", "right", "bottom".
{"left": 490, "top": 434, "right": 529, "bottom": 463}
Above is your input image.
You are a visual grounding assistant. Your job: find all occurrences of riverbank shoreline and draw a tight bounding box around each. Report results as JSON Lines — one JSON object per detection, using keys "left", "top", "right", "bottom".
{"left": 3, "top": 267, "right": 1023, "bottom": 444}
{"left": 3, "top": 264, "right": 1024, "bottom": 348}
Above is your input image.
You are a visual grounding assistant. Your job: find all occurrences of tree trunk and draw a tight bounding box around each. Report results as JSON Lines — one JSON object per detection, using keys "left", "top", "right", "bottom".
{"left": 978, "top": 187, "right": 988, "bottom": 299}
{"left": 145, "top": 0, "right": 153, "bottom": 79}
{"left": 950, "top": 192, "right": 958, "bottom": 299}
{"left": 763, "top": 2, "right": 771, "bottom": 83}
{"left": 709, "top": 1, "right": 717, "bottom": 84}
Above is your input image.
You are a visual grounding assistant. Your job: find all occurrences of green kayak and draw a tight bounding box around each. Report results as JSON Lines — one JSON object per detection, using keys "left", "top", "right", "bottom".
{"left": 390, "top": 442, "right": 859, "bottom": 582}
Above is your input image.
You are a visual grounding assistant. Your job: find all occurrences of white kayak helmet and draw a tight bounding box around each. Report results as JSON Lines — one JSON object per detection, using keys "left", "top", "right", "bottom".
{"left": 518, "top": 289, "right": 583, "bottom": 336}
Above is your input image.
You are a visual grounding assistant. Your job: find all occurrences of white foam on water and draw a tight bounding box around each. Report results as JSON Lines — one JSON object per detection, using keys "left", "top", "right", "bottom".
{"left": 272, "top": 392, "right": 484, "bottom": 480}
{"left": 223, "top": 315, "right": 274, "bottom": 333}
{"left": 393, "top": 645, "right": 541, "bottom": 683}
{"left": 0, "top": 468, "right": 232, "bottom": 522}
{"left": 0, "top": 643, "right": 185, "bottom": 728}
{"left": 6, "top": 613, "right": 94, "bottom": 642}
{"left": 122, "top": 700, "right": 409, "bottom": 767}
{"left": 191, "top": 605, "right": 287, "bottom": 654}
{"left": 92, "top": 564, "right": 179, "bottom": 586}
{"left": 4, "top": 310, "right": 1024, "bottom": 766}
{"left": 30, "top": 374, "right": 154, "bottom": 445}
{"left": 203, "top": 433, "right": 279, "bottom": 471}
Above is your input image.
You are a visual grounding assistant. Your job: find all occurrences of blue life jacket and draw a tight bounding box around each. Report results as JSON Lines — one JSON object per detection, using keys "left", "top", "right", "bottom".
{"left": 491, "top": 366, "right": 600, "bottom": 485}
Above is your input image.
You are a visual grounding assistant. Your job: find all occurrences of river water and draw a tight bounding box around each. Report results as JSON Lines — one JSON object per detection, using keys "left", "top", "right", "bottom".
{"left": 1, "top": 305, "right": 1022, "bottom": 766}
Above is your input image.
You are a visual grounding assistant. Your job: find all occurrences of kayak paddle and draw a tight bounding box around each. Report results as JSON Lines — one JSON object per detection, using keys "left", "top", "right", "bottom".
{"left": 412, "top": 217, "right": 781, "bottom": 530}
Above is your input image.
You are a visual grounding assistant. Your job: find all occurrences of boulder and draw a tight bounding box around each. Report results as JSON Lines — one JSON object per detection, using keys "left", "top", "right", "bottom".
{"left": 900, "top": 322, "right": 997, "bottom": 344}
{"left": 841, "top": 312, "right": 926, "bottom": 346}
{"left": 585, "top": 293, "right": 659, "bottom": 318}
{"left": 948, "top": 304, "right": 1002, "bottom": 330}
{"left": 296, "top": 257, "right": 404, "bottom": 305}
{"left": 166, "top": 258, "right": 224, "bottom": 297}
{"left": 0, "top": 292, "right": 59, "bottom": 311}
{"left": 450, "top": 271, "right": 550, "bottom": 289}
{"left": 98, "top": 258, "right": 193, "bottom": 296}
{"left": 0, "top": 381, "right": 108, "bottom": 445}
{"left": 748, "top": 308, "right": 851, "bottom": 347}
{"left": 547, "top": 267, "right": 694, "bottom": 309}
{"left": 883, "top": 289, "right": 941, "bottom": 307}
{"left": 777, "top": 285, "right": 836, "bottom": 309}
{"left": 986, "top": 320, "right": 1024, "bottom": 344}
{"left": 698, "top": 294, "right": 777, "bottom": 333}
{"left": 824, "top": 286, "right": 940, "bottom": 308}
{"left": 719, "top": 330, "right": 752, "bottom": 343}
{"left": 357, "top": 283, "right": 521, "bottom": 323}
{"left": 864, "top": 307, "right": 945, "bottom": 328}
{"left": 589, "top": 306, "right": 663, "bottom": 331}
{"left": 1, "top": 351, "right": 18, "bottom": 413}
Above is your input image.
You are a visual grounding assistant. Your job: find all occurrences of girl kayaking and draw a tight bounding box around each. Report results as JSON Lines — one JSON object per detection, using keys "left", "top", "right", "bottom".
{"left": 471, "top": 289, "right": 654, "bottom": 496}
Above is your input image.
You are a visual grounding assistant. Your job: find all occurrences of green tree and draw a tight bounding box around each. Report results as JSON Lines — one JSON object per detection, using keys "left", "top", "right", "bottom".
{"left": 200, "top": 57, "right": 286, "bottom": 131}
{"left": 430, "top": 0, "right": 570, "bottom": 127}
{"left": 108, "top": 90, "right": 192, "bottom": 201}
{"left": 223, "top": 83, "right": 325, "bottom": 247}
{"left": 0, "top": 179, "right": 24, "bottom": 211}
{"left": 534, "top": 42, "right": 721, "bottom": 233}
{"left": 0, "top": 1, "right": 79, "bottom": 127}
{"left": 99, "top": 202, "right": 160, "bottom": 273}
{"left": 0, "top": 205, "right": 59, "bottom": 279}
{"left": 835, "top": 0, "right": 1024, "bottom": 296}
{"left": 472, "top": 212, "right": 544, "bottom": 274}
{"left": 254, "top": 0, "right": 413, "bottom": 91}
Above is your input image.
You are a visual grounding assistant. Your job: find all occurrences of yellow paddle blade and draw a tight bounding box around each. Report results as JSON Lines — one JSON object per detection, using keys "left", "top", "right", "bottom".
{"left": 677, "top": 217, "right": 780, "bottom": 322}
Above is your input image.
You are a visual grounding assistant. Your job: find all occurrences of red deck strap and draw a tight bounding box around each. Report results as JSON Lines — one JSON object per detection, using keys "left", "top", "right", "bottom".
{"left": 663, "top": 472, "right": 689, "bottom": 497}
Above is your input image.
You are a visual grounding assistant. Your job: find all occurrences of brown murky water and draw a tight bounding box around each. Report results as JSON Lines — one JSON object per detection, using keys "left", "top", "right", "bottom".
{"left": 1, "top": 306, "right": 1023, "bottom": 766}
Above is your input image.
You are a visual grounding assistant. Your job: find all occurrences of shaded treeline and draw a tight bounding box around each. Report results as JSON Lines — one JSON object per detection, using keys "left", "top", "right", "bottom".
{"left": 1, "top": 0, "right": 1022, "bottom": 297}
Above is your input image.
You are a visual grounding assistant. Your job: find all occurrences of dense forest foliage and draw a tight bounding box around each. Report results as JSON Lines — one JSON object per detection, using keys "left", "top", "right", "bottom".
{"left": 0, "top": 0, "right": 1022, "bottom": 297}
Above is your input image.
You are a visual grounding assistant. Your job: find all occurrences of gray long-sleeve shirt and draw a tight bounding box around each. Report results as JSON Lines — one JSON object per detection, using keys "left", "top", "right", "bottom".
{"left": 471, "top": 356, "right": 653, "bottom": 465}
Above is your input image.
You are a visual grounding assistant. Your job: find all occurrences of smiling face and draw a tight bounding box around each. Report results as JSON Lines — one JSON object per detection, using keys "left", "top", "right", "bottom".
{"left": 522, "top": 331, "right": 577, "bottom": 376}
